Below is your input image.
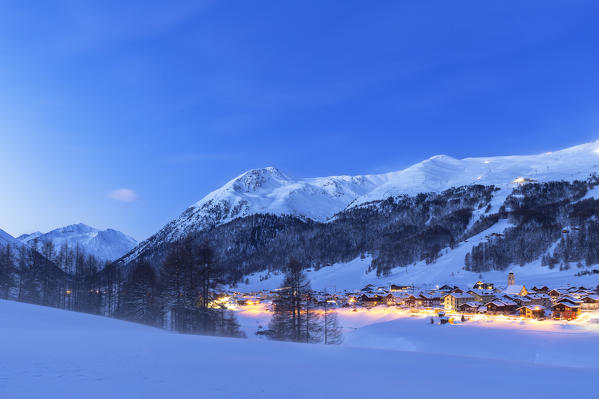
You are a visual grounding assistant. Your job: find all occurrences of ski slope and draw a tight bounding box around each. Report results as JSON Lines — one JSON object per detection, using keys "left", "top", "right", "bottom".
{"left": 237, "top": 214, "right": 599, "bottom": 292}
{"left": 2, "top": 300, "right": 599, "bottom": 398}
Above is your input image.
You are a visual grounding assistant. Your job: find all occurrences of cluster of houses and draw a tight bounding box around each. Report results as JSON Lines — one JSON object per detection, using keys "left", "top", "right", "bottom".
{"left": 354, "top": 273, "right": 599, "bottom": 320}
{"left": 229, "top": 273, "right": 599, "bottom": 321}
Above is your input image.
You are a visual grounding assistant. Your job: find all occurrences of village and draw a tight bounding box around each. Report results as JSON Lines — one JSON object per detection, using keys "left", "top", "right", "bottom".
{"left": 225, "top": 272, "right": 599, "bottom": 324}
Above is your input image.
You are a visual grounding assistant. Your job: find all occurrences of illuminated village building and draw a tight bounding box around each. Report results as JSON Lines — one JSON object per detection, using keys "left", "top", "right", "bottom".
{"left": 472, "top": 281, "right": 494, "bottom": 290}
{"left": 443, "top": 292, "right": 475, "bottom": 310}
{"left": 227, "top": 273, "right": 591, "bottom": 321}
{"left": 580, "top": 295, "right": 599, "bottom": 310}
{"left": 552, "top": 300, "right": 581, "bottom": 320}
{"left": 518, "top": 305, "right": 547, "bottom": 319}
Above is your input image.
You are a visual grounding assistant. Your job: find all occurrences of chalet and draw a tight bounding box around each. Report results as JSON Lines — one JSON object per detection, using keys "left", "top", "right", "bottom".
{"left": 503, "top": 284, "right": 528, "bottom": 296}
{"left": 502, "top": 294, "right": 530, "bottom": 307}
{"left": 404, "top": 294, "right": 420, "bottom": 308}
{"left": 566, "top": 286, "right": 583, "bottom": 295}
{"left": 472, "top": 281, "right": 494, "bottom": 290}
{"left": 568, "top": 288, "right": 592, "bottom": 299}
{"left": 390, "top": 284, "right": 413, "bottom": 292}
{"left": 438, "top": 285, "right": 455, "bottom": 292}
{"left": 382, "top": 293, "right": 395, "bottom": 306}
{"left": 467, "top": 289, "right": 496, "bottom": 303}
{"left": 557, "top": 295, "right": 583, "bottom": 306}
{"left": 390, "top": 292, "right": 408, "bottom": 306}
{"left": 458, "top": 302, "right": 480, "bottom": 314}
{"left": 359, "top": 293, "right": 382, "bottom": 306}
{"left": 518, "top": 305, "right": 546, "bottom": 319}
{"left": 443, "top": 293, "right": 475, "bottom": 310}
{"left": 485, "top": 299, "right": 517, "bottom": 315}
{"left": 450, "top": 287, "right": 465, "bottom": 294}
{"left": 548, "top": 289, "right": 568, "bottom": 299}
{"left": 418, "top": 293, "right": 441, "bottom": 308}
{"left": 526, "top": 293, "right": 552, "bottom": 309}
{"left": 552, "top": 300, "right": 581, "bottom": 320}
{"left": 580, "top": 295, "right": 599, "bottom": 310}
{"left": 346, "top": 295, "right": 359, "bottom": 305}
{"left": 531, "top": 286, "right": 549, "bottom": 293}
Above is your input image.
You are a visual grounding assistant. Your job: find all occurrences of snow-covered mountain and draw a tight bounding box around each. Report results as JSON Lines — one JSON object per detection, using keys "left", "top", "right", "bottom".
{"left": 350, "top": 142, "right": 599, "bottom": 206}
{"left": 0, "top": 229, "right": 24, "bottom": 249}
{"left": 123, "top": 139, "right": 599, "bottom": 265}
{"left": 19, "top": 223, "right": 138, "bottom": 262}
{"left": 195, "top": 140, "right": 599, "bottom": 223}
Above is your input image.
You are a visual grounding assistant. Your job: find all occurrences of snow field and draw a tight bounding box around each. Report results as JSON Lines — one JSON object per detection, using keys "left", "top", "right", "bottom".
{"left": 3, "top": 300, "right": 597, "bottom": 398}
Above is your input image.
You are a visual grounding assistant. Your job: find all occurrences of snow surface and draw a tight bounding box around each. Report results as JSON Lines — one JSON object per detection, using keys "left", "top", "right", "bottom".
{"left": 18, "top": 223, "right": 138, "bottom": 261}
{"left": 2, "top": 299, "right": 599, "bottom": 398}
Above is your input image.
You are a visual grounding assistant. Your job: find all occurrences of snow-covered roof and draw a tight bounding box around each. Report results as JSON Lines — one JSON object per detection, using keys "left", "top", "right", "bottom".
{"left": 446, "top": 293, "right": 474, "bottom": 299}
{"left": 501, "top": 298, "right": 517, "bottom": 306}
{"left": 557, "top": 296, "right": 582, "bottom": 304}
{"left": 468, "top": 289, "right": 495, "bottom": 296}
{"left": 503, "top": 285, "right": 525, "bottom": 295}
{"left": 553, "top": 300, "right": 581, "bottom": 308}
{"left": 527, "top": 293, "right": 551, "bottom": 299}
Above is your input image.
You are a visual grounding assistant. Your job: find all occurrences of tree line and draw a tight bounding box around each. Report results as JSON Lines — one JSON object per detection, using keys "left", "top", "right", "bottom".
{"left": 465, "top": 178, "right": 599, "bottom": 272}
{"left": 0, "top": 239, "right": 244, "bottom": 338}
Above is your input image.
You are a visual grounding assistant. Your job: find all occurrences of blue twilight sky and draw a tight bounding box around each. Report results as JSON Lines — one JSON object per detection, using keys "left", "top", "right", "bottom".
{"left": 1, "top": 1, "right": 599, "bottom": 241}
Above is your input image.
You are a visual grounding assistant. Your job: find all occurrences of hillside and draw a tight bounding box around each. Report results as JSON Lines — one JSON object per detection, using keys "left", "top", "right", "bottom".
{"left": 117, "top": 140, "right": 599, "bottom": 285}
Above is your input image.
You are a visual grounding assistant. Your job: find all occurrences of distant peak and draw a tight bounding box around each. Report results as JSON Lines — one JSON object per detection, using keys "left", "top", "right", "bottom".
{"left": 17, "top": 232, "right": 42, "bottom": 240}
{"left": 61, "top": 223, "right": 95, "bottom": 231}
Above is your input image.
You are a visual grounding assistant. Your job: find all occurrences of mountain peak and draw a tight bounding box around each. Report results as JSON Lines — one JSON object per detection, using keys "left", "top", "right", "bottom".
{"left": 58, "top": 223, "right": 97, "bottom": 233}
{"left": 229, "top": 167, "right": 293, "bottom": 193}
{"left": 18, "top": 224, "right": 137, "bottom": 261}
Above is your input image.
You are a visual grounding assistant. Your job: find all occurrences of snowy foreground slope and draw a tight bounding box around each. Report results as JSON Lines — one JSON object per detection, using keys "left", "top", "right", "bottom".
{"left": 2, "top": 300, "right": 599, "bottom": 399}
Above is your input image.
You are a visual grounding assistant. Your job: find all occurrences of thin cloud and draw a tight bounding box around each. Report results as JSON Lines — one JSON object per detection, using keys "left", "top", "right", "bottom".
{"left": 108, "top": 188, "right": 139, "bottom": 202}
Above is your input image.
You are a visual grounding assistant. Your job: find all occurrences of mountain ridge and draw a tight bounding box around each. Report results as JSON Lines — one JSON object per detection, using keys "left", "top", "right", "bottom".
{"left": 19, "top": 223, "right": 138, "bottom": 262}
{"left": 121, "top": 139, "right": 599, "bottom": 266}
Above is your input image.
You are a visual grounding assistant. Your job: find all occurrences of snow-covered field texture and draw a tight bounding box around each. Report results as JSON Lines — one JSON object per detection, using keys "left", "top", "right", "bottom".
{"left": 2, "top": 299, "right": 599, "bottom": 399}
